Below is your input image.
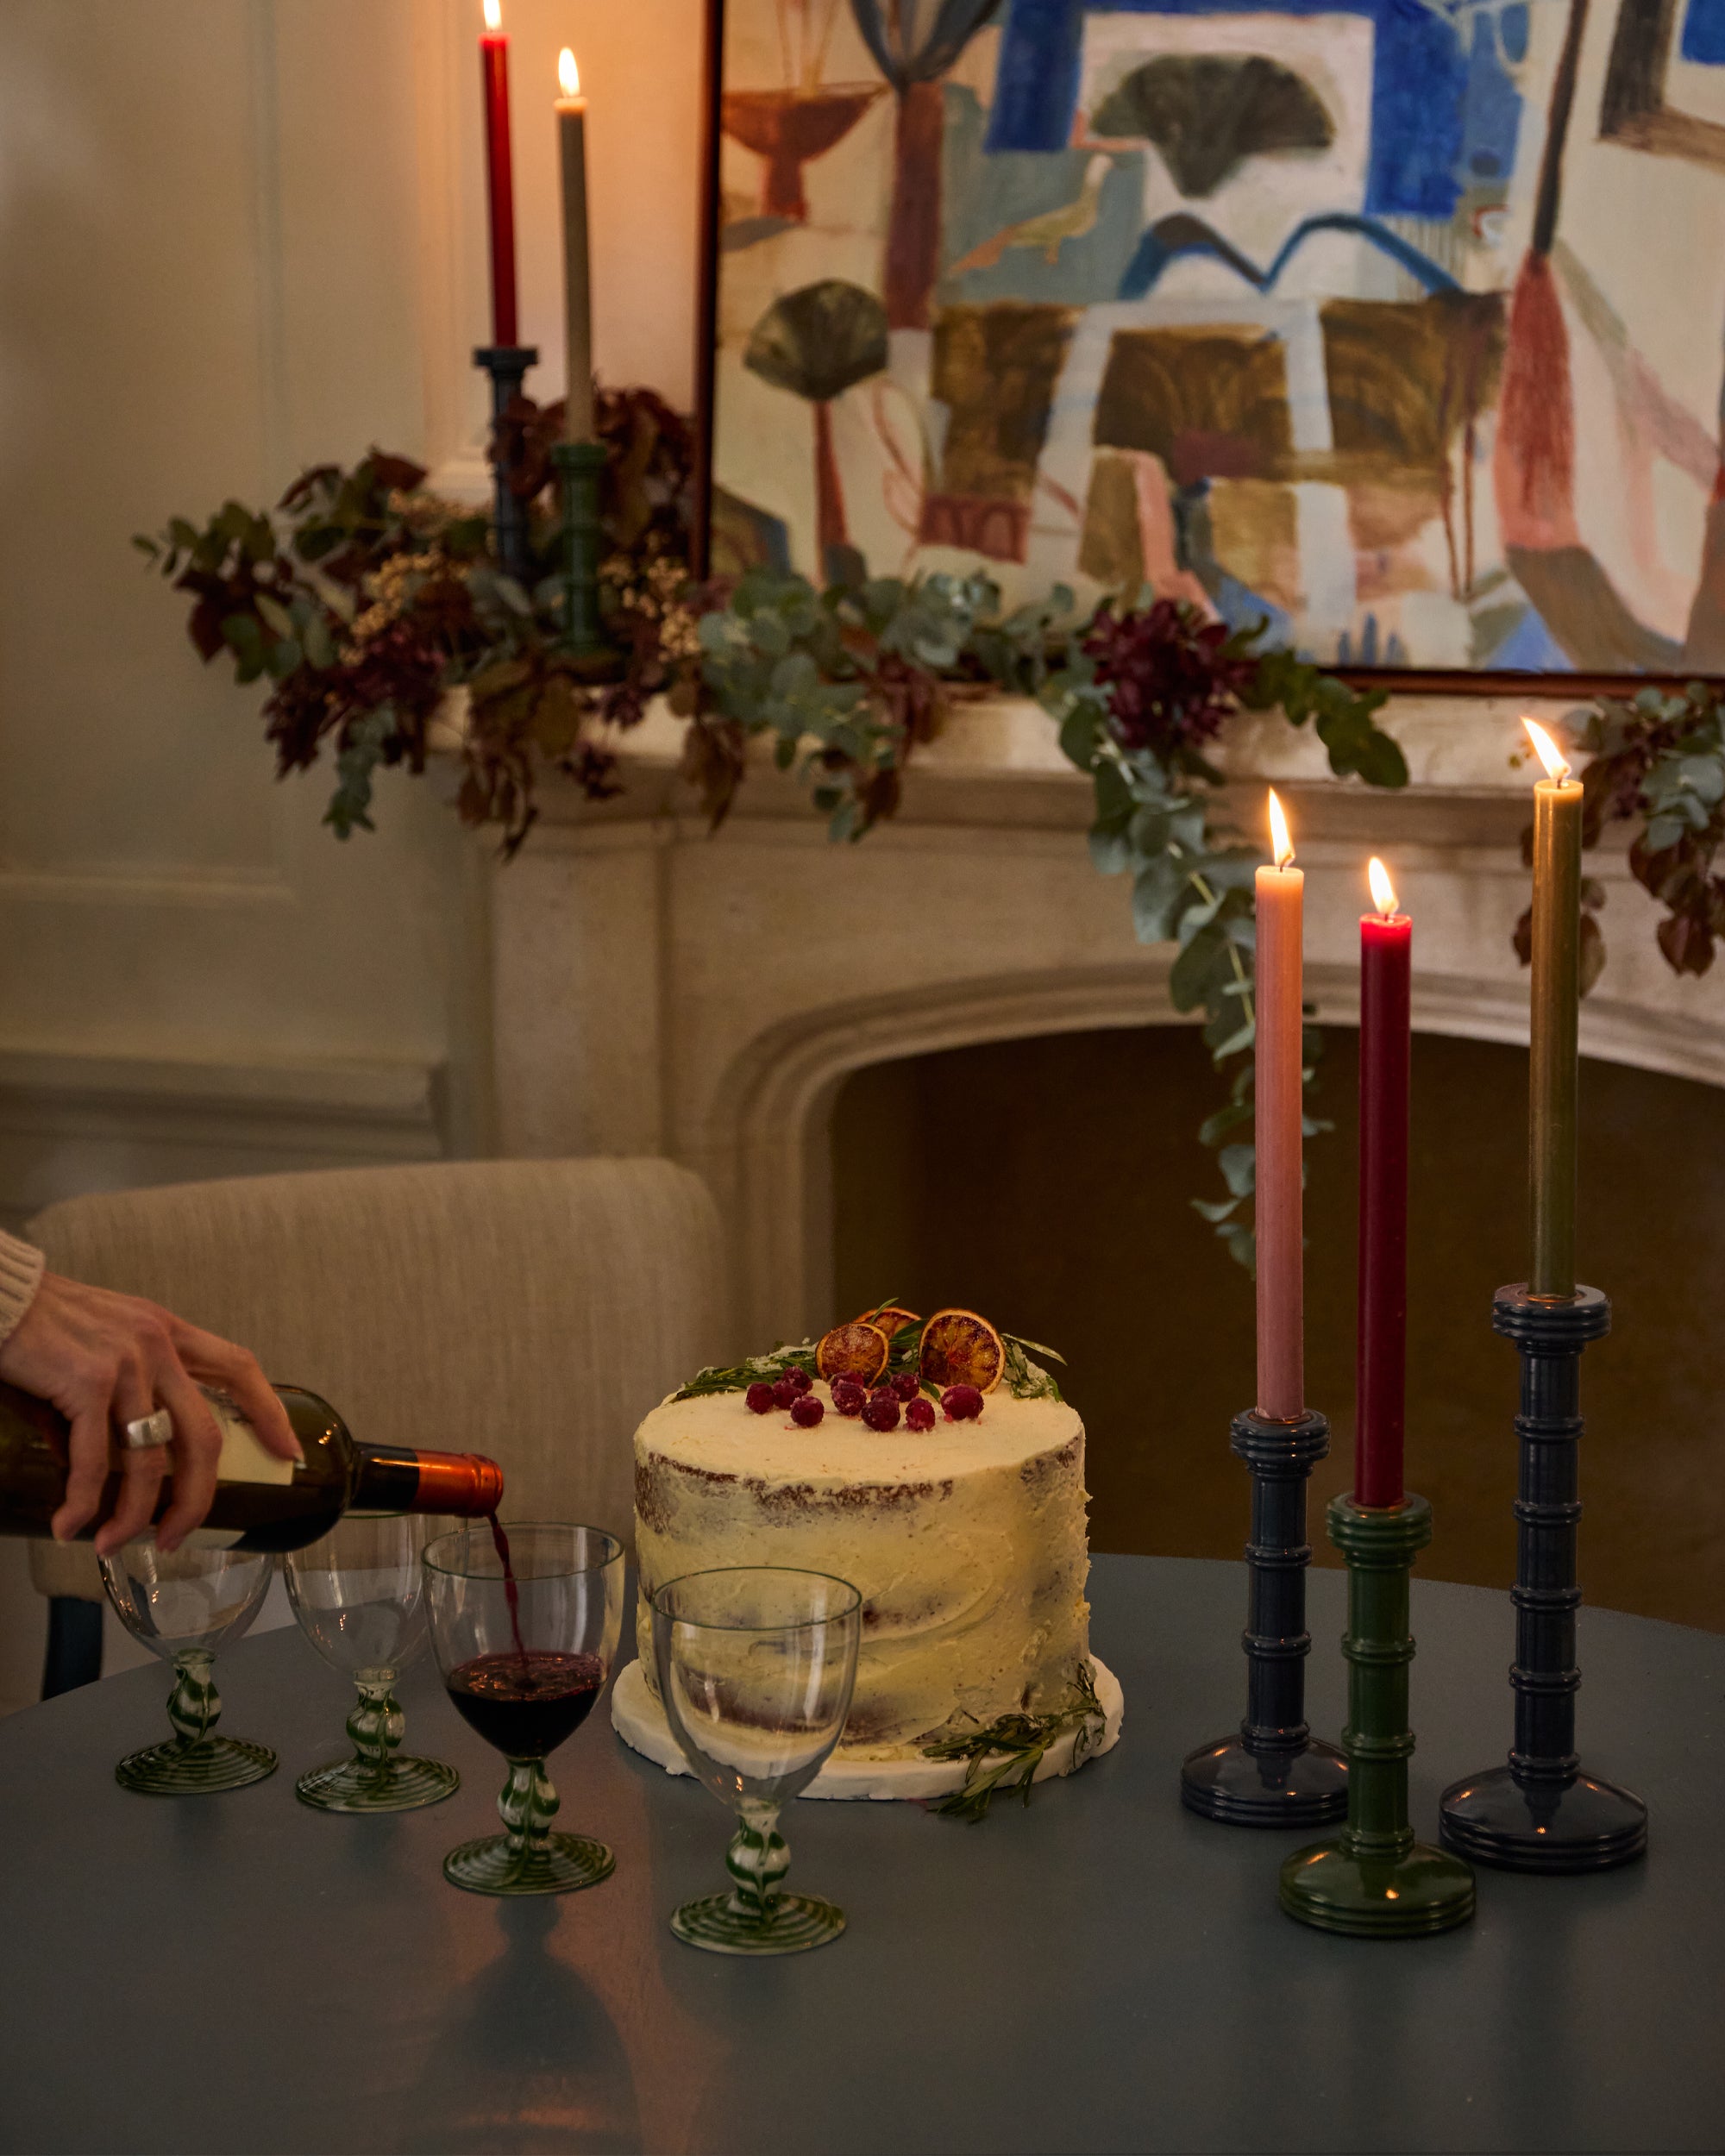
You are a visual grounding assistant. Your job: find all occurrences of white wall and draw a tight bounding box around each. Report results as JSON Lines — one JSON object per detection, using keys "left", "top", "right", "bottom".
{"left": 0, "top": 0, "right": 702, "bottom": 1703}
{"left": 0, "top": 0, "right": 705, "bottom": 1230}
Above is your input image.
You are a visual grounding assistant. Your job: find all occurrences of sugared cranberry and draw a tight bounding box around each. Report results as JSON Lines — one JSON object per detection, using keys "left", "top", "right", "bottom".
{"left": 888, "top": 1371, "right": 920, "bottom": 1402}
{"left": 786, "top": 1364, "right": 813, "bottom": 1395}
{"left": 942, "top": 1384, "right": 984, "bottom": 1422}
{"left": 771, "top": 1375, "right": 800, "bottom": 1410}
{"left": 862, "top": 1395, "right": 900, "bottom": 1433}
{"left": 905, "top": 1397, "right": 936, "bottom": 1432}
{"left": 790, "top": 1394, "right": 825, "bottom": 1428}
{"left": 831, "top": 1379, "right": 866, "bottom": 1418}
{"left": 745, "top": 1382, "right": 776, "bottom": 1414}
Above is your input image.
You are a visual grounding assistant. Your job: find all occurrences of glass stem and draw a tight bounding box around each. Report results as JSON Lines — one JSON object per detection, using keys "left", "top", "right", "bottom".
{"left": 167, "top": 1648, "right": 220, "bottom": 1749}
{"left": 498, "top": 1758, "right": 559, "bottom": 1856}
{"left": 347, "top": 1670, "right": 404, "bottom": 1783}
{"left": 724, "top": 1800, "right": 788, "bottom": 1921}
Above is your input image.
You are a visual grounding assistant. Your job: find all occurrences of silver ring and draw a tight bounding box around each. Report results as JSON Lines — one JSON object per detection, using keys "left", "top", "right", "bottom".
{"left": 121, "top": 1408, "right": 172, "bottom": 1452}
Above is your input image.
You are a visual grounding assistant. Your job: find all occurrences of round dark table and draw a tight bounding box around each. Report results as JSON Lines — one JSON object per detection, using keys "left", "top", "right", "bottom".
{"left": 0, "top": 1554, "right": 1717, "bottom": 2155}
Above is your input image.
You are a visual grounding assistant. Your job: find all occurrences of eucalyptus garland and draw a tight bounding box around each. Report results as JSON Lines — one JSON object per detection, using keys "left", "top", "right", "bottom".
{"left": 693, "top": 565, "right": 1406, "bottom": 1268}
{"left": 140, "top": 393, "right": 1725, "bottom": 1277}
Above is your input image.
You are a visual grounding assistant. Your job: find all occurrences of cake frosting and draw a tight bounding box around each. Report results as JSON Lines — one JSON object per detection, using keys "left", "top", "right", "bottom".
{"left": 632, "top": 1379, "right": 1091, "bottom": 1759}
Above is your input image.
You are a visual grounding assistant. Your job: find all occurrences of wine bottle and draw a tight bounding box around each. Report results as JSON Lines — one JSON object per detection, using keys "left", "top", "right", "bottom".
{"left": 0, "top": 1380, "right": 503, "bottom": 1553}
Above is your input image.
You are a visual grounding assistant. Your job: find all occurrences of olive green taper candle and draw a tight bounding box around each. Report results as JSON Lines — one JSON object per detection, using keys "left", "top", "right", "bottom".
{"left": 1525, "top": 722, "right": 1584, "bottom": 1300}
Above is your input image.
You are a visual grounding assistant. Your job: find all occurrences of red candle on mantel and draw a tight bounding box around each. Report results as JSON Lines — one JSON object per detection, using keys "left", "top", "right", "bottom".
{"left": 480, "top": 0, "right": 519, "bottom": 346}
{"left": 1357, "top": 856, "right": 1411, "bottom": 1507}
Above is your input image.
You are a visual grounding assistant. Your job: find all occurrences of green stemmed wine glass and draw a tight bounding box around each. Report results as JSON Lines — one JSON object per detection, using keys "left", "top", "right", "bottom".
{"left": 651, "top": 1566, "right": 861, "bottom": 1956}
{"left": 285, "top": 1513, "right": 458, "bottom": 1814}
{"left": 424, "top": 1522, "right": 624, "bottom": 1897}
{"left": 101, "top": 1540, "right": 276, "bottom": 1795}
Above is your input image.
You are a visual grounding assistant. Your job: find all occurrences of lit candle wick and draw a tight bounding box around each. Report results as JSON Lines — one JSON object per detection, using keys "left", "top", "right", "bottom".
{"left": 483, "top": 0, "right": 501, "bottom": 29}
{"left": 1368, "top": 855, "right": 1397, "bottom": 918}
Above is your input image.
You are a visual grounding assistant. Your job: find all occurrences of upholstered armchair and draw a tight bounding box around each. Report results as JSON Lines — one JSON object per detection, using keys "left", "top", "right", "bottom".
{"left": 25, "top": 1157, "right": 728, "bottom": 1694}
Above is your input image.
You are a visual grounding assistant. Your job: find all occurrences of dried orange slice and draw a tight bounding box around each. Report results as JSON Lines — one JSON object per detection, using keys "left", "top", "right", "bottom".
{"left": 856, "top": 1304, "right": 921, "bottom": 1340}
{"left": 918, "top": 1309, "right": 1006, "bottom": 1394}
{"left": 816, "top": 1320, "right": 890, "bottom": 1387}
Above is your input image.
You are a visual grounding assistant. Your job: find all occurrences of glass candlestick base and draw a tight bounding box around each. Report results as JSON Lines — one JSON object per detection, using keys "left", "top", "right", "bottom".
{"left": 1181, "top": 1408, "right": 1346, "bottom": 1828}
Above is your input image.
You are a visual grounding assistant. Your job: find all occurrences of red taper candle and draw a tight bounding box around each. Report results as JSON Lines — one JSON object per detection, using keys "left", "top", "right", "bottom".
{"left": 480, "top": 0, "right": 519, "bottom": 346}
{"left": 1357, "top": 856, "right": 1411, "bottom": 1507}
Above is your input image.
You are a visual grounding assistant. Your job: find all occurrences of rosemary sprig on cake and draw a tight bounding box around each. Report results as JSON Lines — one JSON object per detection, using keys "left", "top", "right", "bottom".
{"left": 674, "top": 1301, "right": 1065, "bottom": 1426}
{"left": 922, "top": 1662, "right": 1105, "bottom": 1823}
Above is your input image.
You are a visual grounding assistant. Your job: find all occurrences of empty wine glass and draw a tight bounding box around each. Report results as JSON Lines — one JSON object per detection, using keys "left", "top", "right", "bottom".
{"left": 423, "top": 1521, "right": 624, "bottom": 1897}
{"left": 101, "top": 1541, "right": 277, "bottom": 1794}
{"left": 650, "top": 1566, "right": 862, "bottom": 1956}
{"left": 284, "top": 1513, "right": 458, "bottom": 1814}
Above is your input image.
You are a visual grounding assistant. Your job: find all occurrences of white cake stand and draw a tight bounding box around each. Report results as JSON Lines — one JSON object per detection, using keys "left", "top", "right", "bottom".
{"left": 610, "top": 1654, "right": 1124, "bottom": 1802}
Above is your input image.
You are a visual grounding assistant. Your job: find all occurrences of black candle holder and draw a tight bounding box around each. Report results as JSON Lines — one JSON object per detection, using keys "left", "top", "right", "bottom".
{"left": 1181, "top": 1408, "right": 1348, "bottom": 1827}
{"left": 551, "top": 441, "right": 613, "bottom": 667}
{"left": 1439, "top": 1286, "right": 1647, "bottom": 1872}
{"left": 1281, "top": 1494, "right": 1475, "bottom": 1936}
{"left": 474, "top": 343, "right": 538, "bottom": 583}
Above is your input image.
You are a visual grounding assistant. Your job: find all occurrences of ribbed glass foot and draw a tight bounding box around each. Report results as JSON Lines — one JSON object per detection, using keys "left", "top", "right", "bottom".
{"left": 1440, "top": 1764, "right": 1647, "bottom": 1872}
{"left": 442, "top": 1829, "right": 615, "bottom": 1897}
{"left": 116, "top": 1735, "right": 277, "bottom": 1796}
{"left": 1181, "top": 1733, "right": 1349, "bottom": 1827}
{"left": 1280, "top": 1837, "right": 1476, "bottom": 1937}
{"left": 296, "top": 1753, "right": 459, "bottom": 1814}
{"left": 670, "top": 1890, "right": 846, "bottom": 1956}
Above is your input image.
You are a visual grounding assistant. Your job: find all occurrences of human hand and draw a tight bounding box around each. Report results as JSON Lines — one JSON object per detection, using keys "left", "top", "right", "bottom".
{"left": 0, "top": 1274, "right": 301, "bottom": 1554}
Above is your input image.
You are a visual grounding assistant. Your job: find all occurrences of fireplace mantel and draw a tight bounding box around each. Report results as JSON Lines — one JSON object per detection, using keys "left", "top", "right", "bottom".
{"left": 480, "top": 697, "right": 1722, "bottom": 1344}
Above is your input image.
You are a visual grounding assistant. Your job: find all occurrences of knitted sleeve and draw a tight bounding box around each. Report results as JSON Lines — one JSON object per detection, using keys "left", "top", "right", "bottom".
{"left": 0, "top": 1230, "right": 45, "bottom": 1346}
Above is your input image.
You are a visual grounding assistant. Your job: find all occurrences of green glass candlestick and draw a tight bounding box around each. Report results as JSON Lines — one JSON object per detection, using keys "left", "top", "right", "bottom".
{"left": 1281, "top": 1495, "right": 1475, "bottom": 1937}
{"left": 552, "top": 439, "right": 614, "bottom": 667}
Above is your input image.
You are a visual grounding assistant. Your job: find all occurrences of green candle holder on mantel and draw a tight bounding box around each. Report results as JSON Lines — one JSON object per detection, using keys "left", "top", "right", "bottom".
{"left": 552, "top": 439, "right": 614, "bottom": 669}
{"left": 1280, "top": 1495, "right": 1476, "bottom": 1937}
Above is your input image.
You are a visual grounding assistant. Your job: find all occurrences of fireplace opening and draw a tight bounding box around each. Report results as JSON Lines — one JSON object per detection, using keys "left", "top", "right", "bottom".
{"left": 831, "top": 1024, "right": 1724, "bottom": 1631}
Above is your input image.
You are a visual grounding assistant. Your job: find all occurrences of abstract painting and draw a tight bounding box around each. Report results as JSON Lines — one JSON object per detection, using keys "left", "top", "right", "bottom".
{"left": 705, "top": 0, "right": 1725, "bottom": 677}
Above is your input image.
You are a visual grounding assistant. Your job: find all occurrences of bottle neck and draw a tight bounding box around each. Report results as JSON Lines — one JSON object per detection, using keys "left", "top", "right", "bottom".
{"left": 352, "top": 1445, "right": 504, "bottom": 1518}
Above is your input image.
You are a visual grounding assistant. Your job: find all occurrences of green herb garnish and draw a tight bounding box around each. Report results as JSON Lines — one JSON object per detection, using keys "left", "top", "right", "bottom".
{"left": 921, "top": 1662, "right": 1103, "bottom": 1822}
{"left": 673, "top": 1343, "right": 819, "bottom": 1401}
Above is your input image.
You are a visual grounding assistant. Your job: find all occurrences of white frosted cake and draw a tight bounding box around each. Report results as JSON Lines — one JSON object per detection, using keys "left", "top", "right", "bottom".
{"left": 630, "top": 1314, "right": 1094, "bottom": 1761}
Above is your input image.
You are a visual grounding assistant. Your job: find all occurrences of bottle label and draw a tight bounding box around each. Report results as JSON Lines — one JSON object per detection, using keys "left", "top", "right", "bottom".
{"left": 202, "top": 1388, "right": 296, "bottom": 1488}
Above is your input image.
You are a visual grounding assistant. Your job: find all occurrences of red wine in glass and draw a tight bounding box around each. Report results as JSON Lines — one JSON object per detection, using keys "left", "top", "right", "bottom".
{"left": 446, "top": 1650, "right": 605, "bottom": 1758}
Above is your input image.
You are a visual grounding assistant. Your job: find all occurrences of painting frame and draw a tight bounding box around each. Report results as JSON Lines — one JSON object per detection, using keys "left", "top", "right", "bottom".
{"left": 692, "top": 0, "right": 1725, "bottom": 697}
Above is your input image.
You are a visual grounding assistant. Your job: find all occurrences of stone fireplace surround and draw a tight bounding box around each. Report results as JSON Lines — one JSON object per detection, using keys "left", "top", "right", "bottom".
{"left": 483, "top": 696, "right": 1724, "bottom": 1351}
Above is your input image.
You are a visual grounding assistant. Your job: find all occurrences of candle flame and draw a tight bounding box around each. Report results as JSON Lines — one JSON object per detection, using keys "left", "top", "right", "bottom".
{"left": 1368, "top": 856, "right": 1397, "bottom": 917}
{"left": 482, "top": 0, "right": 501, "bottom": 29}
{"left": 1267, "top": 788, "right": 1294, "bottom": 869}
{"left": 558, "top": 46, "right": 580, "bottom": 96}
{"left": 1522, "top": 717, "right": 1571, "bottom": 785}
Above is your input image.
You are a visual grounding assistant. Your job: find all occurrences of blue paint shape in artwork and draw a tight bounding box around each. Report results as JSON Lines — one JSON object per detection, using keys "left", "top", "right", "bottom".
{"left": 986, "top": 0, "right": 1086, "bottom": 154}
{"left": 1459, "top": 12, "right": 1523, "bottom": 183}
{"left": 1210, "top": 571, "right": 1293, "bottom": 646}
{"left": 988, "top": 0, "right": 1502, "bottom": 220}
{"left": 943, "top": 86, "right": 1143, "bottom": 306}
{"left": 1118, "top": 210, "right": 1459, "bottom": 303}
{"left": 1681, "top": 0, "right": 1725, "bottom": 65}
{"left": 1484, "top": 603, "right": 1570, "bottom": 671}
{"left": 1499, "top": 3, "right": 1529, "bottom": 63}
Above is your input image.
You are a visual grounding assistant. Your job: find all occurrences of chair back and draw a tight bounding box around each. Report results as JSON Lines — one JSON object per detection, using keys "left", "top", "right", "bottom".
{"left": 25, "top": 1156, "right": 727, "bottom": 1601}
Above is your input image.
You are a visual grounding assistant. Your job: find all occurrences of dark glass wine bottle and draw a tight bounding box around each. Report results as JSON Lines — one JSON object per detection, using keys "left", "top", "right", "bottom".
{"left": 0, "top": 1380, "right": 504, "bottom": 1553}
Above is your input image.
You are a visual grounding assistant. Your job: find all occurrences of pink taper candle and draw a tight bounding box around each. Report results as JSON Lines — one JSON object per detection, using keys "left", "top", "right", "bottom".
{"left": 1255, "top": 790, "right": 1305, "bottom": 1419}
